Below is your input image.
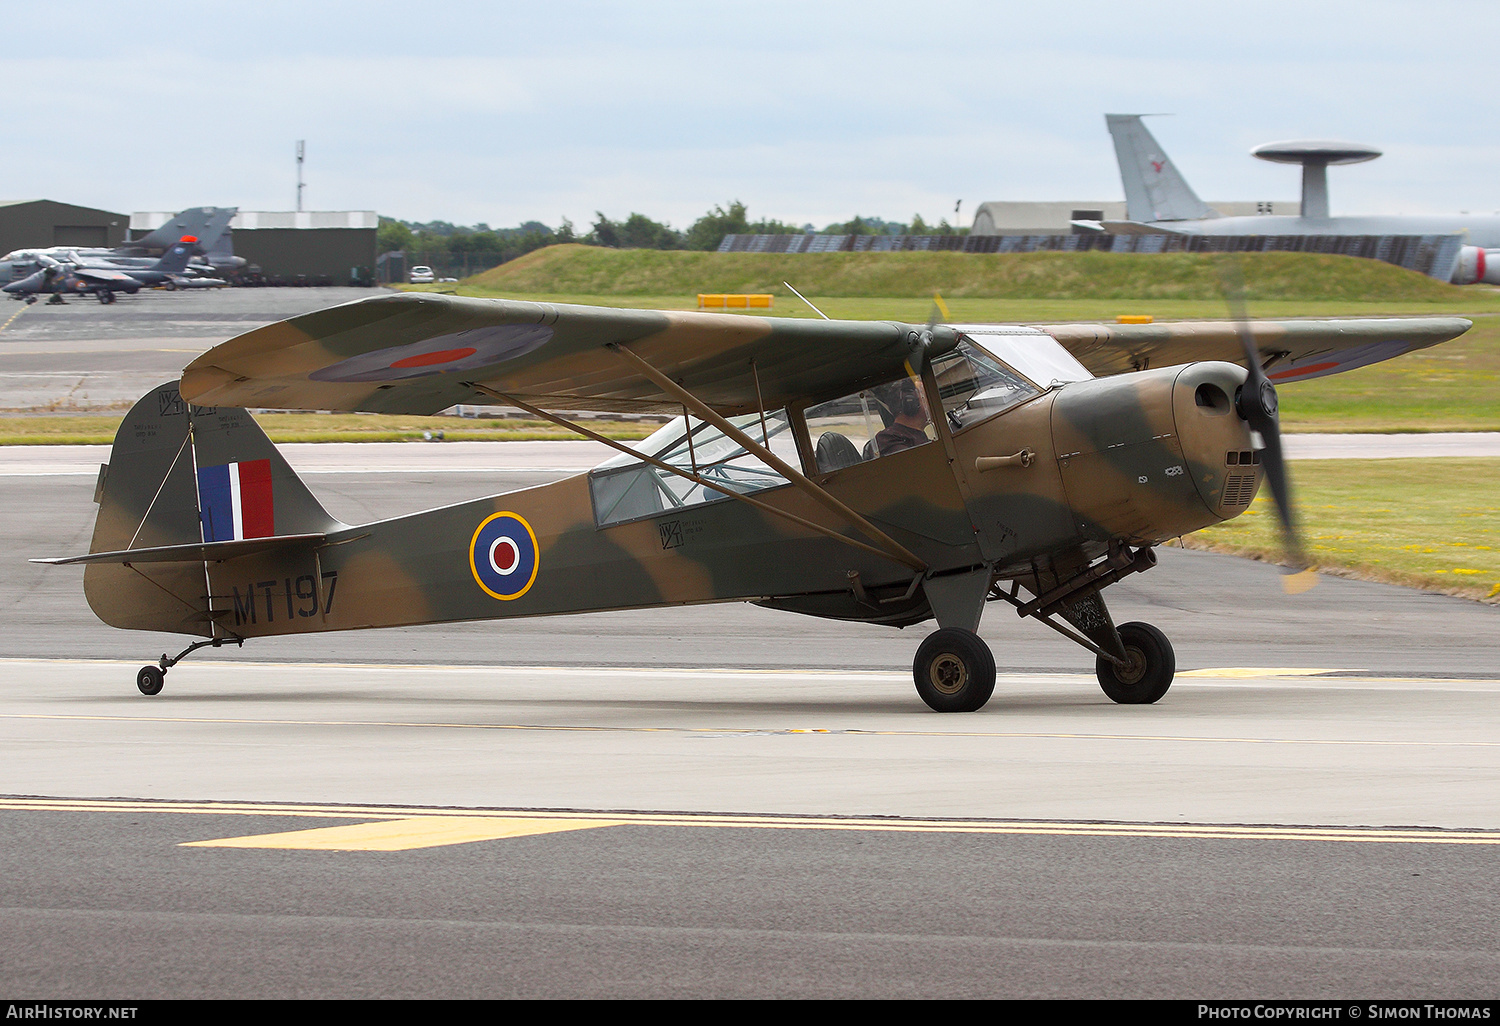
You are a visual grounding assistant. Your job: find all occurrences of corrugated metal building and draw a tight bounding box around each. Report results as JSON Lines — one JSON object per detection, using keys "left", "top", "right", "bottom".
{"left": 970, "top": 200, "right": 1299, "bottom": 235}
{"left": 132, "top": 209, "right": 379, "bottom": 281}
{"left": 0, "top": 199, "right": 129, "bottom": 254}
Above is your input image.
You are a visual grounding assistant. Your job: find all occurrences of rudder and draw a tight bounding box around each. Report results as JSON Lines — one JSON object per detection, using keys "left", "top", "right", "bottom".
{"left": 1105, "top": 114, "right": 1219, "bottom": 223}
{"left": 84, "top": 381, "right": 344, "bottom": 634}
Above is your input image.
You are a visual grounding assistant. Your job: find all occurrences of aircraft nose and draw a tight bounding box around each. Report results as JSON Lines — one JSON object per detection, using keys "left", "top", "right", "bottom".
{"left": 1169, "top": 361, "right": 1262, "bottom": 518}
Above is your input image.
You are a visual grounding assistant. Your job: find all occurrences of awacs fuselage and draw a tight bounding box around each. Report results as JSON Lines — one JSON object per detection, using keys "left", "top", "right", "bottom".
{"left": 79, "top": 355, "right": 1258, "bottom": 641}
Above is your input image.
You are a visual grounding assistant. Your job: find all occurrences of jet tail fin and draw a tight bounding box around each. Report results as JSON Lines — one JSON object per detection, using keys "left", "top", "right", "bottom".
{"left": 120, "top": 207, "right": 238, "bottom": 255}
{"left": 75, "top": 381, "right": 344, "bottom": 635}
{"left": 151, "top": 240, "right": 197, "bottom": 275}
{"left": 1105, "top": 114, "right": 1219, "bottom": 222}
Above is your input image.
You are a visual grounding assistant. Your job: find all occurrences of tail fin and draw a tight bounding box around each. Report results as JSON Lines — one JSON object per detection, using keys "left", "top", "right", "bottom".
{"left": 1105, "top": 114, "right": 1219, "bottom": 222}
{"left": 152, "top": 240, "right": 196, "bottom": 275}
{"left": 120, "top": 206, "right": 238, "bottom": 255}
{"left": 82, "top": 381, "right": 344, "bottom": 635}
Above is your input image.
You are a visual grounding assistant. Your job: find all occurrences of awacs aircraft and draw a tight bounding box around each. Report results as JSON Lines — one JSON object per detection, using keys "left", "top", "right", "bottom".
{"left": 1100, "top": 114, "right": 1500, "bottom": 285}
{"left": 35, "top": 294, "right": 1469, "bottom": 709}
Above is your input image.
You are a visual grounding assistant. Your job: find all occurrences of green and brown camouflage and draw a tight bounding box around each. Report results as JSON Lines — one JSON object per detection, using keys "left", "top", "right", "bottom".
{"left": 37, "top": 292, "right": 1470, "bottom": 706}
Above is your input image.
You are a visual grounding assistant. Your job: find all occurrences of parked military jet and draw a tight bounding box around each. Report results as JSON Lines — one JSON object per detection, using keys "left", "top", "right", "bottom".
{"left": 0, "top": 206, "right": 240, "bottom": 282}
{"left": 35, "top": 294, "right": 1469, "bottom": 709}
{"left": 1100, "top": 115, "right": 1500, "bottom": 284}
{"left": 3, "top": 240, "right": 199, "bottom": 303}
{"left": 63, "top": 237, "right": 199, "bottom": 287}
{"left": 2, "top": 256, "right": 140, "bottom": 304}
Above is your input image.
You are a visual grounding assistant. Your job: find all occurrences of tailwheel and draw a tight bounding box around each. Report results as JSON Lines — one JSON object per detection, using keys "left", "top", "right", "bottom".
{"left": 136, "top": 665, "right": 165, "bottom": 696}
{"left": 913, "top": 628, "right": 996, "bottom": 712}
{"left": 1096, "top": 621, "right": 1175, "bottom": 704}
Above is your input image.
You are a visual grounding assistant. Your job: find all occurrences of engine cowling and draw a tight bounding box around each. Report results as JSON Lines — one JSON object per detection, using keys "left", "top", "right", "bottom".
{"left": 1453, "top": 246, "right": 1500, "bottom": 285}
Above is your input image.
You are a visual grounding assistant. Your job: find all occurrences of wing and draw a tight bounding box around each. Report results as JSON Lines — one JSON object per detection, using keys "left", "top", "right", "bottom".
{"left": 180, "top": 293, "right": 949, "bottom": 415}
{"left": 1039, "top": 317, "right": 1471, "bottom": 382}
{"left": 74, "top": 267, "right": 135, "bottom": 283}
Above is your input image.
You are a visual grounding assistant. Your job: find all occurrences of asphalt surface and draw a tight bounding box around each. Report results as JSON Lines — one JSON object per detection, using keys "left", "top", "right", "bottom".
{"left": 0, "top": 287, "right": 378, "bottom": 410}
{"left": 2, "top": 288, "right": 1497, "bottom": 999}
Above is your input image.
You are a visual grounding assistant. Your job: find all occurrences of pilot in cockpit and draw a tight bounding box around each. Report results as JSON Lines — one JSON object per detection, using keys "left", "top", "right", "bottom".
{"left": 873, "top": 376, "right": 932, "bottom": 456}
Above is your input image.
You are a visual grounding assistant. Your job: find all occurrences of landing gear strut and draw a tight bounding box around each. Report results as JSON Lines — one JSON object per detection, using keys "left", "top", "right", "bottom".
{"left": 1095, "top": 622, "right": 1175, "bottom": 704}
{"left": 988, "top": 545, "right": 1177, "bottom": 706}
{"left": 135, "top": 636, "right": 243, "bottom": 696}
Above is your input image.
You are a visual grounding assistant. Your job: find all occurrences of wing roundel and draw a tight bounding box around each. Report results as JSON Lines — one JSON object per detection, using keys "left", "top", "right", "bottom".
{"left": 180, "top": 292, "right": 943, "bottom": 416}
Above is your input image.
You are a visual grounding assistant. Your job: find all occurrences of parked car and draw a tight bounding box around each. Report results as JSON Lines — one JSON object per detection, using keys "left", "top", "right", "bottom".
{"left": 409, "top": 265, "right": 435, "bottom": 283}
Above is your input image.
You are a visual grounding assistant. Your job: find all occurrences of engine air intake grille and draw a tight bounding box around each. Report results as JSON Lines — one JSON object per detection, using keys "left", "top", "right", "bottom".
{"left": 1221, "top": 473, "right": 1259, "bottom": 509}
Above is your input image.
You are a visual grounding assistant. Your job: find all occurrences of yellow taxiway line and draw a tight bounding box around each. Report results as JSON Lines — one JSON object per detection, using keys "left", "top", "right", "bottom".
{"left": 3, "top": 797, "right": 1500, "bottom": 851}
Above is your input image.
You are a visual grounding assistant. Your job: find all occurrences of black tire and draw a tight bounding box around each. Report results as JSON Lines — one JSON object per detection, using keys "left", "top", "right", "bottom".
{"left": 913, "top": 628, "right": 996, "bottom": 712}
{"left": 136, "top": 665, "right": 164, "bottom": 696}
{"left": 1096, "top": 621, "right": 1174, "bottom": 704}
{"left": 97, "top": 289, "right": 114, "bottom": 305}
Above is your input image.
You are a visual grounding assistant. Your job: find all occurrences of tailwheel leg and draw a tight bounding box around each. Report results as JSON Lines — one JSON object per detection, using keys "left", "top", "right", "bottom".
{"left": 913, "top": 628, "right": 996, "bottom": 712}
{"left": 135, "top": 636, "right": 243, "bottom": 697}
{"left": 1095, "top": 622, "right": 1175, "bottom": 705}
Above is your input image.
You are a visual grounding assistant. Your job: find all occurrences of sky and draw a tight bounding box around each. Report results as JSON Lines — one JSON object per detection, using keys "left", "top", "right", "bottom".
{"left": 6, "top": 0, "right": 1498, "bottom": 230}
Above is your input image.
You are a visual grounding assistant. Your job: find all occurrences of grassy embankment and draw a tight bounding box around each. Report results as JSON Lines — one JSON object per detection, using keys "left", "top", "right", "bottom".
{"left": 1187, "top": 458, "right": 1500, "bottom": 603}
{"left": 429, "top": 244, "right": 1500, "bottom": 433}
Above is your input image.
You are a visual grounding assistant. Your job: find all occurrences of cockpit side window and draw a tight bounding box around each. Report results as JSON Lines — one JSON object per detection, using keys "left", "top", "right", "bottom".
{"left": 589, "top": 410, "right": 795, "bottom": 527}
{"left": 803, "top": 371, "right": 936, "bottom": 475}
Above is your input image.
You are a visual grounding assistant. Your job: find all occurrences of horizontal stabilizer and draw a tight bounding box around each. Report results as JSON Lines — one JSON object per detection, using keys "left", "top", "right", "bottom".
{"left": 34, "top": 532, "right": 326, "bottom": 566}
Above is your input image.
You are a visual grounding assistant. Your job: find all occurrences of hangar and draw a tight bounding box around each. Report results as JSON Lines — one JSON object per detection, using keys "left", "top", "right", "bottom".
{"left": 131, "top": 209, "right": 379, "bottom": 284}
{"left": 0, "top": 199, "right": 128, "bottom": 254}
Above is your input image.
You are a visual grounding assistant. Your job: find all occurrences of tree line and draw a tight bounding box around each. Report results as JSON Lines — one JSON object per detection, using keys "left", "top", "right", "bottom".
{"left": 378, "top": 201, "right": 969, "bottom": 278}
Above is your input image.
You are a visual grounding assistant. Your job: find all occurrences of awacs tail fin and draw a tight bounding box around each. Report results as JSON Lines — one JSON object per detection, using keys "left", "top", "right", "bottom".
{"left": 1105, "top": 114, "right": 1219, "bottom": 222}
{"left": 64, "top": 381, "right": 345, "bottom": 635}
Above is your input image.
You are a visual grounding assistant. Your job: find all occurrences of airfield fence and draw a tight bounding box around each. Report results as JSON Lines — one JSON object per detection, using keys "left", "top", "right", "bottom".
{"left": 717, "top": 232, "right": 1466, "bottom": 280}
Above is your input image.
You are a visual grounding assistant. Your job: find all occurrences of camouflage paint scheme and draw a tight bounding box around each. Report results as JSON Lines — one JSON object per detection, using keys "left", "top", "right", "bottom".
{"left": 50, "top": 293, "right": 1469, "bottom": 655}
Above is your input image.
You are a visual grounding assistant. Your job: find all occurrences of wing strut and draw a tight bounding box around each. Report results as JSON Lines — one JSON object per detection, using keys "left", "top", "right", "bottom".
{"left": 464, "top": 383, "right": 928, "bottom": 572}
{"left": 609, "top": 343, "right": 930, "bottom": 573}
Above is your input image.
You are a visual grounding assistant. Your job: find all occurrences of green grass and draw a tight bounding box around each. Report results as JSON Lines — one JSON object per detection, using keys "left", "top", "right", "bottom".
{"left": 404, "top": 286, "right": 1500, "bottom": 324}
{"left": 441, "top": 243, "right": 1500, "bottom": 303}
{"left": 1187, "top": 457, "right": 1500, "bottom": 602}
{"left": 404, "top": 245, "right": 1500, "bottom": 433}
{"left": 1275, "top": 315, "right": 1500, "bottom": 432}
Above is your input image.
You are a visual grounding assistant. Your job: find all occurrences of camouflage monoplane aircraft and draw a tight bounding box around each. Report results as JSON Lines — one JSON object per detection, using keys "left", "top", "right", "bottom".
{"left": 36, "top": 293, "right": 1469, "bottom": 710}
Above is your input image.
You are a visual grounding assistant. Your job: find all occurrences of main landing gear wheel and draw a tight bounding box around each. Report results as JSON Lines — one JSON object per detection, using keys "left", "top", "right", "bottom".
{"left": 96, "top": 289, "right": 115, "bottom": 304}
{"left": 913, "top": 628, "right": 996, "bottom": 712}
{"left": 1096, "top": 621, "right": 1175, "bottom": 704}
{"left": 136, "top": 665, "right": 165, "bottom": 696}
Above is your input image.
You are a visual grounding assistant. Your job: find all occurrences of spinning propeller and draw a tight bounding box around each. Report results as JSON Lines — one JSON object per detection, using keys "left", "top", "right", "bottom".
{"left": 1219, "top": 259, "right": 1317, "bottom": 595}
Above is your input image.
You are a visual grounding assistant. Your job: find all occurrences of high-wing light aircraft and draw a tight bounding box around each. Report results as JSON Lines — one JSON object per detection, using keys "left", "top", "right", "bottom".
{"left": 36, "top": 294, "right": 1469, "bottom": 710}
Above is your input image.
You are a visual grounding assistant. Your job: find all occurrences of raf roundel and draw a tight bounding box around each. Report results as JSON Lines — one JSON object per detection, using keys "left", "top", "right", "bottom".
{"left": 469, "top": 512, "right": 539, "bottom": 601}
